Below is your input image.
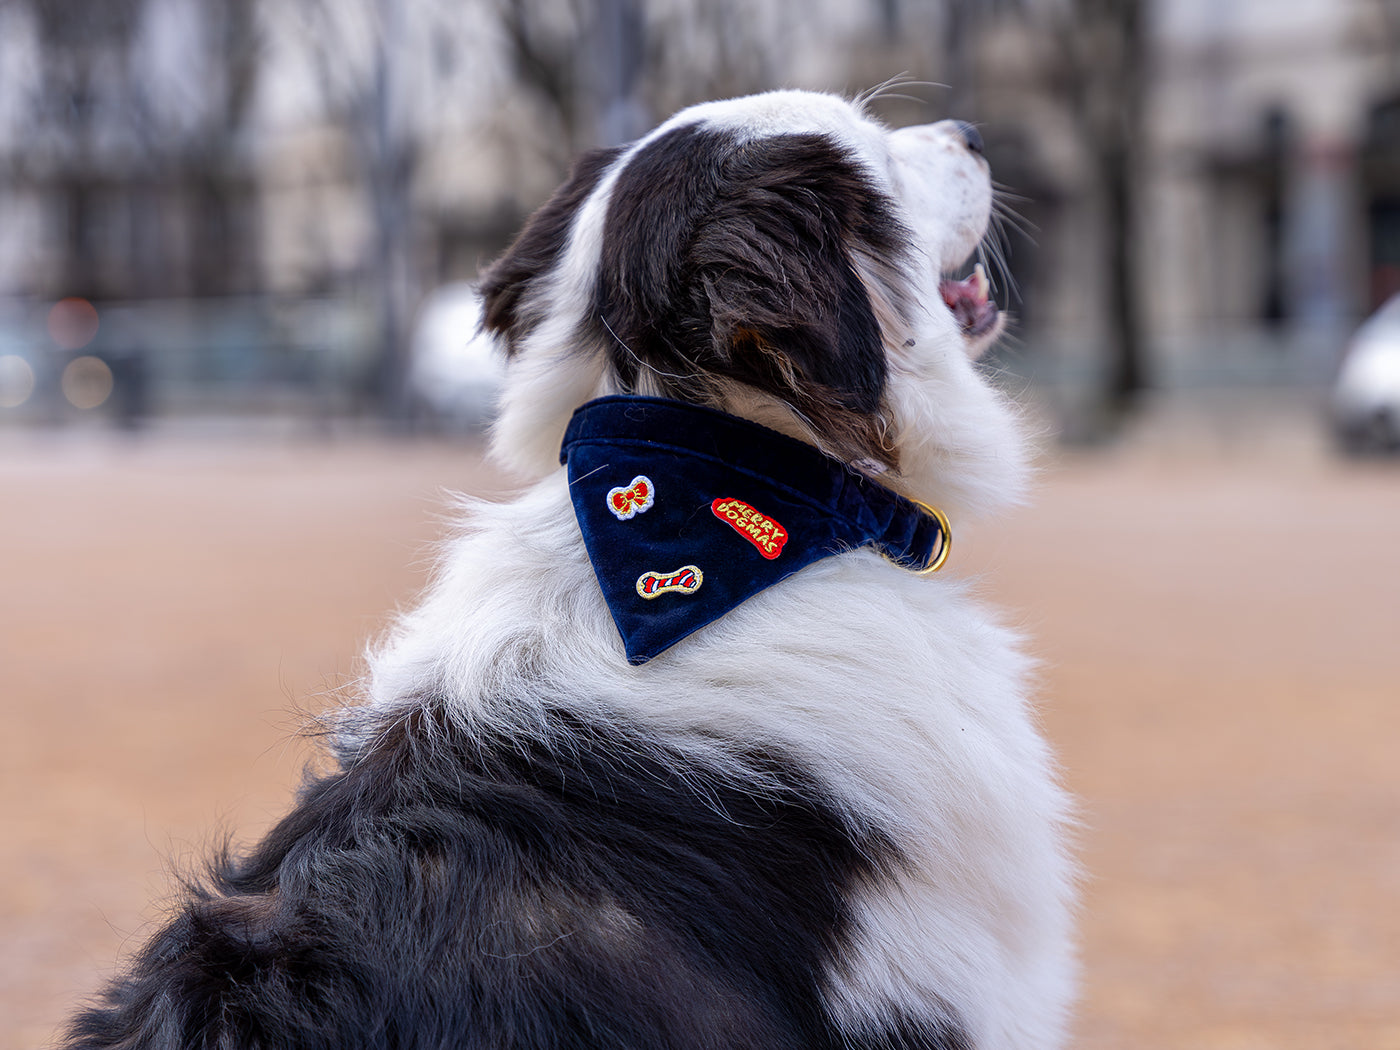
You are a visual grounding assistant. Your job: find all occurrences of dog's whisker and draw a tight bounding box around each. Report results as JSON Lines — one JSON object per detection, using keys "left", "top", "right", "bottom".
{"left": 990, "top": 180, "right": 1033, "bottom": 204}
{"left": 991, "top": 201, "right": 1038, "bottom": 241}
{"left": 979, "top": 223, "right": 1021, "bottom": 306}
{"left": 874, "top": 92, "right": 934, "bottom": 107}
{"left": 857, "top": 75, "right": 948, "bottom": 110}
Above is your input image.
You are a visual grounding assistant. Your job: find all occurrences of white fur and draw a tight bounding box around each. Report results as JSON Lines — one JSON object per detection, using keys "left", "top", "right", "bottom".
{"left": 369, "top": 91, "right": 1075, "bottom": 1049}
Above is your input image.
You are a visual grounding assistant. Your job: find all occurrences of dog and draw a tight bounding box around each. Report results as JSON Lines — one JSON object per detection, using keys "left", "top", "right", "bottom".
{"left": 65, "top": 90, "right": 1075, "bottom": 1050}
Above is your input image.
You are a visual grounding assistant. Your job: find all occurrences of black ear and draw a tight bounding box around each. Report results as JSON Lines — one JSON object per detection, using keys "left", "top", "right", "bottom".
{"left": 479, "top": 146, "right": 623, "bottom": 353}
{"left": 696, "top": 139, "right": 892, "bottom": 413}
{"left": 596, "top": 127, "right": 908, "bottom": 462}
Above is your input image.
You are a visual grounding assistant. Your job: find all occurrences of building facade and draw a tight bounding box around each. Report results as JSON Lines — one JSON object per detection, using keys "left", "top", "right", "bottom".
{"left": 4, "top": 0, "right": 1400, "bottom": 415}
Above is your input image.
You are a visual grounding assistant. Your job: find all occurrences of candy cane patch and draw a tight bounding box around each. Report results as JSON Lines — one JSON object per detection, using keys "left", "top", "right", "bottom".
{"left": 607, "top": 475, "right": 655, "bottom": 520}
{"left": 711, "top": 497, "right": 788, "bottom": 559}
{"left": 635, "top": 565, "right": 703, "bottom": 599}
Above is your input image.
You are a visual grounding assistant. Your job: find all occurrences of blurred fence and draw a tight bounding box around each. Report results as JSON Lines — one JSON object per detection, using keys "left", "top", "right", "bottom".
{"left": 0, "top": 297, "right": 378, "bottom": 428}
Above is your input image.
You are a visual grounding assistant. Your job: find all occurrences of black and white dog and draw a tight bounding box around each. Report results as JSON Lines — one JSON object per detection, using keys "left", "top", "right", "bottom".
{"left": 67, "top": 91, "right": 1075, "bottom": 1050}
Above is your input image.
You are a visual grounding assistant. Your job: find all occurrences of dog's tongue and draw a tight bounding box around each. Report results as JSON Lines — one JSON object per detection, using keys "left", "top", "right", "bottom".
{"left": 940, "top": 263, "right": 999, "bottom": 338}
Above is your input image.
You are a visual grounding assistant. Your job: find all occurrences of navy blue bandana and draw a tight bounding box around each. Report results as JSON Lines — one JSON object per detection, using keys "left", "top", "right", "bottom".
{"left": 560, "top": 396, "right": 951, "bottom": 665}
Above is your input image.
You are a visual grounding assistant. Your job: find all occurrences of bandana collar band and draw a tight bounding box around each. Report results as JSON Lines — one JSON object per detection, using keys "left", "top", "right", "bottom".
{"left": 560, "top": 396, "right": 951, "bottom": 665}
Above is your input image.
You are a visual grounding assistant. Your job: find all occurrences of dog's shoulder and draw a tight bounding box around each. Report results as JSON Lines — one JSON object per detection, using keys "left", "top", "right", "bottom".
{"left": 65, "top": 696, "right": 972, "bottom": 1050}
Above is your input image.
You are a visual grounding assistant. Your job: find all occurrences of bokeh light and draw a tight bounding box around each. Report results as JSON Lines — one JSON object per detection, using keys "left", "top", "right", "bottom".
{"left": 61, "top": 355, "right": 114, "bottom": 410}
{"left": 47, "top": 297, "right": 100, "bottom": 351}
{"left": 0, "top": 354, "right": 36, "bottom": 408}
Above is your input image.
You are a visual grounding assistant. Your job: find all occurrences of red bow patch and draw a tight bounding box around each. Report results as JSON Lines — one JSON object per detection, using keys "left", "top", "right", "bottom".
{"left": 608, "top": 475, "right": 655, "bottom": 520}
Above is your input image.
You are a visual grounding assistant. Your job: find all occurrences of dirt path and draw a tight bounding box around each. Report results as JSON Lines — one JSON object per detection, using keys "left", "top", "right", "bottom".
{"left": 3, "top": 427, "right": 1397, "bottom": 1048}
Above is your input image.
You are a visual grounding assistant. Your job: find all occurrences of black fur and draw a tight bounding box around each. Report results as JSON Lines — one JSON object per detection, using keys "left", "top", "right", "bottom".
{"left": 479, "top": 124, "right": 911, "bottom": 468}
{"left": 64, "top": 705, "right": 970, "bottom": 1050}
{"left": 596, "top": 125, "right": 905, "bottom": 419}
{"left": 480, "top": 146, "right": 623, "bottom": 349}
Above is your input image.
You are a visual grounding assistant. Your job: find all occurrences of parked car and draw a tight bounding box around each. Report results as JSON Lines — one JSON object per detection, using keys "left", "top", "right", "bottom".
{"left": 1332, "top": 294, "right": 1400, "bottom": 453}
{"left": 406, "top": 283, "right": 506, "bottom": 430}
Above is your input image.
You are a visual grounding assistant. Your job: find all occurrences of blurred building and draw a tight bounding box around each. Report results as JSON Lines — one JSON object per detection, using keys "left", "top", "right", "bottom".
{"left": 882, "top": 0, "right": 1400, "bottom": 392}
{"left": 1137, "top": 0, "right": 1400, "bottom": 386}
{"left": 4, "top": 0, "right": 1400, "bottom": 422}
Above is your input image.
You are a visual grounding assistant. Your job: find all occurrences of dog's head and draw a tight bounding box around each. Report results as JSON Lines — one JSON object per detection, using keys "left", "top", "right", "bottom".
{"left": 481, "top": 90, "right": 1028, "bottom": 520}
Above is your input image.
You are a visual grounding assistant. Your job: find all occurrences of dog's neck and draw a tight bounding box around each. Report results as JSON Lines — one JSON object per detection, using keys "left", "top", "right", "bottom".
{"left": 705, "top": 385, "right": 843, "bottom": 464}
{"left": 559, "top": 395, "right": 950, "bottom": 664}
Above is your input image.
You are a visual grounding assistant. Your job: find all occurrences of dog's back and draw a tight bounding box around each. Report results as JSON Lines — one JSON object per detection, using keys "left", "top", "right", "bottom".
{"left": 67, "top": 701, "right": 975, "bottom": 1049}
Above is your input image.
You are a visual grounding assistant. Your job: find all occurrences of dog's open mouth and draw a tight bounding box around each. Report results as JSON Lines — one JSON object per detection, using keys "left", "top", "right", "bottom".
{"left": 939, "top": 263, "right": 999, "bottom": 339}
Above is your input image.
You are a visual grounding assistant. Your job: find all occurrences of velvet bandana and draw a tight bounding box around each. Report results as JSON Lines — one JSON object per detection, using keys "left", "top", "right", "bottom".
{"left": 560, "top": 396, "right": 951, "bottom": 665}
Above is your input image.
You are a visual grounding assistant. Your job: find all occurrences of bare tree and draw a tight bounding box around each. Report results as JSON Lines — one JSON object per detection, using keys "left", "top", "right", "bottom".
{"left": 843, "top": 0, "right": 1149, "bottom": 428}
{"left": 19, "top": 0, "right": 264, "bottom": 300}
{"left": 484, "top": 0, "right": 797, "bottom": 165}
{"left": 30, "top": 0, "right": 142, "bottom": 299}
{"left": 919, "top": 0, "right": 1150, "bottom": 426}
{"left": 1021, "top": 0, "right": 1150, "bottom": 421}
{"left": 1370, "top": 0, "right": 1400, "bottom": 73}
{"left": 280, "top": 0, "right": 425, "bottom": 416}
{"left": 185, "top": 0, "right": 263, "bottom": 297}
{"left": 1065, "top": 0, "right": 1148, "bottom": 418}
{"left": 493, "top": 0, "right": 592, "bottom": 160}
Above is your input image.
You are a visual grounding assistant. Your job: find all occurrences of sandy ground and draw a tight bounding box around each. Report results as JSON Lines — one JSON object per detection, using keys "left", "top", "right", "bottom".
{"left": 2, "top": 416, "right": 1398, "bottom": 1048}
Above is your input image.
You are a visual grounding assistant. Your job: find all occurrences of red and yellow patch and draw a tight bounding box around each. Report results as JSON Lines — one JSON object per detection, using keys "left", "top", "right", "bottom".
{"left": 608, "top": 475, "right": 654, "bottom": 520}
{"left": 711, "top": 497, "right": 788, "bottom": 560}
{"left": 635, "top": 565, "right": 703, "bottom": 599}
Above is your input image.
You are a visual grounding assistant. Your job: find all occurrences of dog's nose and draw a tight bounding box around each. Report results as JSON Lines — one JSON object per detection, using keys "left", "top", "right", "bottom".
{"left": 952, "top": 121, "right": 984, "bottom": 156}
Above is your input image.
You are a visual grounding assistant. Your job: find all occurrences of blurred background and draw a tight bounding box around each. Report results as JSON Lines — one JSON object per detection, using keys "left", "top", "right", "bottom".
{"left": 4, "top": 2, "right": 1400, "bottom": 1049}
{"left": 5, "top": 0, "right": 1400, "bottom": 439}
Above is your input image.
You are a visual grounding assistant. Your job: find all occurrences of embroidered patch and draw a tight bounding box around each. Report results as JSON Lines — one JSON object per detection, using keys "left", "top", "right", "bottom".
{"left": 607, "top": 475, "right": 655, "bottom": 520}
{"left": 711, "top": 497, "right": 788, "bottom": 560}
{"left": 635, "top": 565, "right": 703, "bottom": 599}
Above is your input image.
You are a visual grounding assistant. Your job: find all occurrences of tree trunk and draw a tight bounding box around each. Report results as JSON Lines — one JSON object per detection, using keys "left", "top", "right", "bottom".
{"left": 1103, "top": 139, "right": 1145, "bottom": 416}
{"left": 366, "top": 0, "right": 416, "bottom": 423}
{"left": 1098, "top": 0, "right": 1148, "bottom": 419}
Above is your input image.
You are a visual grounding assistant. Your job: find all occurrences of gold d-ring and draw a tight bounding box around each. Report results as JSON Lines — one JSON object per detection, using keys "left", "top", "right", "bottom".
{"left": 910, "top": 499, "right": 952, "bottom": 575}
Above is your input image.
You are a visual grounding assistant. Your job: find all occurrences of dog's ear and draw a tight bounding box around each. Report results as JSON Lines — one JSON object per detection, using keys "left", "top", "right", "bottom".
{"left": 480, "top": 146, "right": 624, "bottom": 479}
{"left": 480, "top": 146, "right": 623, "bottom": 353}
{"left": 598, "top": 128, "right": 908, "bottom": 466}
{"left": 696, "top": 135, "right": 897, "bottom": 414}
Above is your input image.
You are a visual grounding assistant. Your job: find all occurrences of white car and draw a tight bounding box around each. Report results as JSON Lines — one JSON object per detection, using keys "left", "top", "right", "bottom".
{"left": 1333, "top": 295, "right": 1400, "bottom": 453}
{"left": 406, "top": 283, "right": 507, "bottom": 429}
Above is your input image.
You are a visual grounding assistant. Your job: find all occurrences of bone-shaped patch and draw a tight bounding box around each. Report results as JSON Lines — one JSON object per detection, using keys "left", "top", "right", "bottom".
{"left": 635, "top": 565, "right": 703, "bottom": 599}
{"left": 607, "top": 475, "right": 655, "bottom": 520}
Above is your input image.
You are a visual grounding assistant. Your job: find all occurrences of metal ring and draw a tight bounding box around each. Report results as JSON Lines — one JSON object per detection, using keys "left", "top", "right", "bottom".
{"left": 909, "top": 499, "right": 952, "bottom": 575}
